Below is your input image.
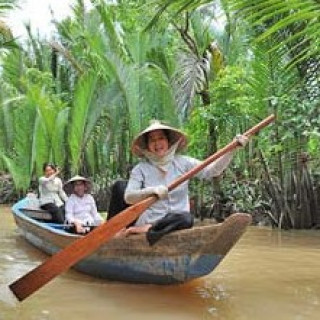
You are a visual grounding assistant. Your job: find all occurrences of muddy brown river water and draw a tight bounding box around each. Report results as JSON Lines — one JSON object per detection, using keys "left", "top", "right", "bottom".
{"left": 1, "top": 205, "right": 320, "bottom": 320}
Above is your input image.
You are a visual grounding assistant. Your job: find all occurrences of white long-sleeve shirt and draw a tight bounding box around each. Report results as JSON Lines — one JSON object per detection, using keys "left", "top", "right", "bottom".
{"left": 65, "top": 194, "right": 103, "bottom": 226}
{"left": 125, "top": 152, "right": 233, "bottom": 226}
{"left": 38, "top": 176, "right": 68, "bottom": 207}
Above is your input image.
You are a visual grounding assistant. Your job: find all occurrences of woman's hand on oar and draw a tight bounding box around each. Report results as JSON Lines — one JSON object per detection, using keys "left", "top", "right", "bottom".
{"left": 8, "top": 114, "right": 275, "bottom": 302}
{"left": 234, "top": 134, "right": 249, "bottom": 147}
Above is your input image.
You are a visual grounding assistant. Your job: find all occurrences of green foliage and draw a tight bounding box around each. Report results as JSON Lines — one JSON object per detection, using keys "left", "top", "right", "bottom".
{"left": 149, "top": 0, "right": 320, "bottom": 68}
{"left": 210, "top": 66, "right": 257, "bottom": 114}
{"left": 69, "top": 71, "right": 98, "bottom": 174}
{"left": 183, "top": 106, "right": 208, "bottom": 159}
{"left": 185, "top": 65, "right": 258, "bottom": 159}
{"left": 1, "top": 96, "right": 37, "bottom": 191}
{"left": 0, "top": 1, "right": 16, "bottom": 50}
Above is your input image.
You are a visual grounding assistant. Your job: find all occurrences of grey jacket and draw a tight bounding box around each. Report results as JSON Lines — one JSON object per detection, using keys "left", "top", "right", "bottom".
{"left": 125, "top": 152, "right": 233, "bottom": 226}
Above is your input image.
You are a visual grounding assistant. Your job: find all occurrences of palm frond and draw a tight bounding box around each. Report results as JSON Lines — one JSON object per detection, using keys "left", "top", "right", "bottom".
{"left": 172, "top": 49, "right": 210, "bottom": 119}
{"left": 31, "top": 115, "right": 50, "bottom": 177}
{"left": 139, "top": 63, "right": 178, "bottom": 125}
{"left": 1, "top": 96, "right": 38, "bottom": 191}
{"left": 1, "top": 48, "right": 24, "bottom": 88}
{"left": 52, "top": 108, "right": 70, "bottom": 167}
{"left": 94, "top": 1, "right": 127, "bottom": 57}
{"left": 1, "top": 154, "right": 30, "bottom": 191}
{"left": 68, "top": 71, "right": 98, "bottom": 174}
{"left": 50, "top": 41, "right": 84, "bottom": 74}
{"left": 0, "top": 95, "right": 23, "bottom": 151}
{"left": 231, "top": 0, "right": 320, "bottom": 69}
{"left": 145, "top": 0, "right": 213, "bottom": 29}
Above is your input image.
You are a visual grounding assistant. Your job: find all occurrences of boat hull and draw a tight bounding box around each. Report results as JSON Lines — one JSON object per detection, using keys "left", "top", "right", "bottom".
{"left": 12, "top": 197, "right": 251, "bottom": 284}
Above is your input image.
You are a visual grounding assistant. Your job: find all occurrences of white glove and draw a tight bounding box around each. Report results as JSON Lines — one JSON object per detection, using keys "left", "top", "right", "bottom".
{"left": 235, "top": 134, "right": 249, "bottom": 147}
{"left": 124, "top": 185, "right": 168, "bottom": 204}
{"left": 151, "top": 185, "right": 168, "bottom": 200}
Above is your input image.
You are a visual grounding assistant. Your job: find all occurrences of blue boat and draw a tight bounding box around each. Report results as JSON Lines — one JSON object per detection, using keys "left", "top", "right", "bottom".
{"left": 11, "top": 195, "right": 251, "bottom": 284}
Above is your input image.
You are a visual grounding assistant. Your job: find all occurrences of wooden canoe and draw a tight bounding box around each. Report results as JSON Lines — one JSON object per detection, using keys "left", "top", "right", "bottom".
{"left": 11, "top": 196, "right": 252, "bottom": 285}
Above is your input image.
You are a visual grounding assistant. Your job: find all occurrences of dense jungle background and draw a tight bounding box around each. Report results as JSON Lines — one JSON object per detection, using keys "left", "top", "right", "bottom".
{"left": 1, "top": 0, "right": 320, "bottom": 229}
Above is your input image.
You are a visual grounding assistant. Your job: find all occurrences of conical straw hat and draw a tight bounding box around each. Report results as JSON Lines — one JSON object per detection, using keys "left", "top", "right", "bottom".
{"left": 64, "top": 175, "right": 92, "bottom": 194}
{"left": 131, "top": 120, "right": 187, "bottom": 157}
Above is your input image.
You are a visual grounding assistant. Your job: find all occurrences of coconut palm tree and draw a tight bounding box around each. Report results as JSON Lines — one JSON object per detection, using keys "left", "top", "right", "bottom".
{"left": 149, "top": 0, "right": 320, "bottom": 88}
{"left": 53, "top": 0, "right": 179, "bottom": 177}
{"left": 1, "top": 0, "right": 181, "bottom": 191}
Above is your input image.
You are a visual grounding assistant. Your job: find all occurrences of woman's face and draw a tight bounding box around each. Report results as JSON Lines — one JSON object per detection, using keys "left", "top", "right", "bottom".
{"left": 147, "top": 130, "right": 169, "bottom": 157}
{"left": 73, "top": 181, "right": 86, "bottom": 197}
{"left": 44, "top": 166, "right": 56, "bottom": 178}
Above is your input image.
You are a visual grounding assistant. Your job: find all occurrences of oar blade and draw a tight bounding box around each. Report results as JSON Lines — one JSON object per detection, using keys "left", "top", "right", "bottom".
{"left": 9, "top": 197, "right": 156, "bottom": 301}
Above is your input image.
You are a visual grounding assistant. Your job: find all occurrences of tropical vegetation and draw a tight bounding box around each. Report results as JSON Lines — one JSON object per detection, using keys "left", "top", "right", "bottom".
{"left": 0, "top": 0, "right": 319, "bottom": 228}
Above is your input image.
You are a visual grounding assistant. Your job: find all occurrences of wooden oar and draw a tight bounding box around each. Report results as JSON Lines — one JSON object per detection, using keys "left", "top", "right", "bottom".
{"left": 9, "top": 114, "right": 275, "bottom": 302}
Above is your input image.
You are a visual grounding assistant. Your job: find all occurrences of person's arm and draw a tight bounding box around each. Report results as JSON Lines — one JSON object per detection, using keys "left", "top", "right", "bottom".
{"left": 89, "top": 195, "right": 103, "bottom": 225}
{"left": 65, "top": 196, "right": 88, "bottom": 233}
{"left": 181, "top": 152, "right": 233, "bottom": 180}
{"left": 39, "top": 175, "right": 55, "bottom": 185}
{"left": 124, "top": 166, "right": 168, "bottom": 205}
{"left": 204, "top": 151, "right": 234, "bottom": 178}
{"left": 183, "top": 134, "right": 248, "bottom": 180}
{"left": 57, "top": 178, "right": 68, "bottom": 202}
{"left": 39, "top": 169, "right": 61, "bottom": 184}
{"left": 65, "top": 197, "right": 76, "bottom": 224}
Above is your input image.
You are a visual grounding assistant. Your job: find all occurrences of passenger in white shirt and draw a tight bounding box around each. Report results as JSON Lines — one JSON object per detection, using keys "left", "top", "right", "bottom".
{"left": 39, "top": 163, "right": 68, "bottom": 223}
{"left": 64, "top": 175, "right": 103, "bottom": 234}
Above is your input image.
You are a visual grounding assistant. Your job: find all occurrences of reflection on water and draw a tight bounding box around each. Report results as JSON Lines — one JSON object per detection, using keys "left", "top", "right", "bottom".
{"left": 195, "top": 228, "right": 320, "bottom": 320}
{"left": 1, "top": 204, "right": 320, "bottom": 320}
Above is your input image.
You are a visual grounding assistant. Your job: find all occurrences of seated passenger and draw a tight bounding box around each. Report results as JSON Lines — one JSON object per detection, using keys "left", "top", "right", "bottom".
{"left": 38, "top": 163, "right": 68, "bottom": 223}
{"left": 64, "top": 175, "right": 103, "bottom": 234}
